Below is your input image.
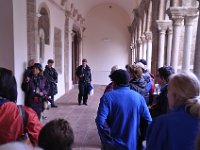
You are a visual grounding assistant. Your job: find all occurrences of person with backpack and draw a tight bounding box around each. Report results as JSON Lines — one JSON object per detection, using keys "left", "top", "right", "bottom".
{"left": 0, "top": 67, "right": 41, "bottom": 146}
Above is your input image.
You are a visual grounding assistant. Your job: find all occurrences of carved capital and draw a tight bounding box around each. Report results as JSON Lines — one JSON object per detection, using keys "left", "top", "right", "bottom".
{"left": 65, "top": 10, "right": 71, "bottom": 17}
{"left": 130, "top": 42, "right": 136, "bottom": 50}
{"left": 137, "top": 39, "right": 142, "bottom": 46}
{"left": 145, "top": 32, "right": 152, "bottom": 40}
{"left": 166, "top": 7, "right": 185, "bottom": 26}
{"left": 172, "top": 17, "right": 184, "bottom": 26}
{"left": 140, "top": 36, "right": 146, "bottom": 43}
{"left": 156, "top": 20, "right": 172, "bottom": 32}
{"left": 156, "top": 21, "right": 168, "bottom": 32}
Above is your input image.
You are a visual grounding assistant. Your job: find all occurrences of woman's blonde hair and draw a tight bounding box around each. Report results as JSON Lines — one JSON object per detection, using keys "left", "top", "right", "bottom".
{"left": 133, "top": 63, "right": 143, "bottom": 79}
{"left": 169, "top": 71, "right": 200, "bottom": 117}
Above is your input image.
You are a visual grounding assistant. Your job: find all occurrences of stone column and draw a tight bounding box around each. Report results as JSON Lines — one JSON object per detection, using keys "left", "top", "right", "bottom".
{"left": 194, "top": 1, "right": 200, "bottom": 78}
{"left": 167, "top": 7, "right": 184, "bottom": 72}
{"left": 27, "top": 0, "right": 37, "bottom": 61}
{"left": 145, "top": 32, "right": 152, "bottom": 71}
{"left": 136, "top": 18, "right": 142, "bottom": 60}
{"left": 158, "top": 0, "right": 166, "bottom": 20}
{"left": 137, "top": 38, "right": 143, "bottom": 59}
{"left": 142, "top": 12, "right": 147, "bottom": 34}
{"left": 145, "top": 0, "right": 152, "bottom": 71}
{"left": 156, "top": 20, "right": 168, "bottom": 67}
{"left": 170, "top": 0, "right": 181, "bottom": 7}
{"left": 182, "top": 8, "right": 198, "bottom": 71}
{"left": 134, "top": 29, "right": 138, "bottom": 62}
{"left": 130, "top": 42, "right": 135, "bottom": 63}
{"left": 146, "top": 0, "right": 152, "bottom": 32}
{"left": 166, "top": 25, "right": 173, "bottom": 66}
{"left": 141, "top": 36, "right": 147, "bottom": 59}
{"left": 134, "top": 42, "right": 137, "bottom": 62}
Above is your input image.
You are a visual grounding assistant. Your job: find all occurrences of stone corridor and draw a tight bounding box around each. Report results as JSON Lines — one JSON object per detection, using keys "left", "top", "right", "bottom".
{"left": 42, "top": 85, "right": 105, "bottom": 150}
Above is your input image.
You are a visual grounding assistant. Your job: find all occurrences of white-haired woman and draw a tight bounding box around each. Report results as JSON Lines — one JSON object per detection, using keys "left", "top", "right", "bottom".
{"left": 104, "top": 65, "right": 122, "bottom": 93}
{"left": 146, "top": 71, "right": 200, "bottom": 150}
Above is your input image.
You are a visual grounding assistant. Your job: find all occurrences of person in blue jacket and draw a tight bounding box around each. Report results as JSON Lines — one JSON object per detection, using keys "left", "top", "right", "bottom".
{"left": 96, "top": 69, "right": 152, "bottom": 150}
{"left": 146, "top": 71, "right": 200, "bottom": 150}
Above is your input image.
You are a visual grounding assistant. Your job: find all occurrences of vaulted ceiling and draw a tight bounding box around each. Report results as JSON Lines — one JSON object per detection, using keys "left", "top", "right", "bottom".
{"left": 69, "top": 0, "right": 142, "bottom": 20}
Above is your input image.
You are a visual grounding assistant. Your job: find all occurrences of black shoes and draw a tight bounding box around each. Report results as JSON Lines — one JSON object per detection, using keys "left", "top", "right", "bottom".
{"left": 51, "top": 104, "right": 58, "bottom": 108}
{"left": 83, "top": 103, "right": 87, "bottom": 106}
{"left": 78, "top": 102, "right": 87, "bottom": 105}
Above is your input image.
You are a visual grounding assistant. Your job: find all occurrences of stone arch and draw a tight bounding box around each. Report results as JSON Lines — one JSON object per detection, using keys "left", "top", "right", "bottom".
{"left": 38, "top": 3, "right": 50, "bottom": 45}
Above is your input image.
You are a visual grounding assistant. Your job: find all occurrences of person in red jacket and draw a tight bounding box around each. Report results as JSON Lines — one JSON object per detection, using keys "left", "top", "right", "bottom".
{"left": 0, "top": 67, "right": 42, "bottom": 146}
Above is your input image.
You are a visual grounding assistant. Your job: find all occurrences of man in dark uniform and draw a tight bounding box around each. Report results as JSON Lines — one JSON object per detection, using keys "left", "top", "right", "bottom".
{"left": 76, "top": 59, "right": 92, "bottom": 105}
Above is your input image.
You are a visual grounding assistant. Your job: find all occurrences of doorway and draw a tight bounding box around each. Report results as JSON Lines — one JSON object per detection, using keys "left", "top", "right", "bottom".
{"left": 72, "top": 30, "right": 80, "bottom": 84}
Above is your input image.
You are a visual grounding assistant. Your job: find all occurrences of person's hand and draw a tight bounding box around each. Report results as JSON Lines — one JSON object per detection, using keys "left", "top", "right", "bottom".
{"left": 39, "top": 92, "right": 44, "bottom": 96}
{"left": 26, "top": 77, "right": 30, "bottom": 82}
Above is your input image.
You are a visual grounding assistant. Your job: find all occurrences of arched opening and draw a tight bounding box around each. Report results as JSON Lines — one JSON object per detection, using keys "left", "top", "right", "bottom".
{"left": 38, "top": 7, "right": 50, "bottom": 45}
{"left": 72, "top": 26, "right": 81, "bottom": 84}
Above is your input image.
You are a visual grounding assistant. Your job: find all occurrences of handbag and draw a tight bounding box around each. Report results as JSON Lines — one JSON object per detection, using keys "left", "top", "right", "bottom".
{"left": 42, "top": 95, "right": 52, "bottom": 109}
{"left": 88, "top": 83, "right": 94, "bottom": 96}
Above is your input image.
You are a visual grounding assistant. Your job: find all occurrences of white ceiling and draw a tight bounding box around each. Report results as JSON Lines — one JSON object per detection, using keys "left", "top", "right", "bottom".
{"left": 70, "top": 0, "right": 141, "bottom": 20}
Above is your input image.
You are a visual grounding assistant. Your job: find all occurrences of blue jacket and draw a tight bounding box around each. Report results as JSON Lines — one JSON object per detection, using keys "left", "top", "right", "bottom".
{"left": 96, "top": 86, "right": 152, "bottom": 150}
{"left": 146, "top": 104, "right": 200, "bottom": 150}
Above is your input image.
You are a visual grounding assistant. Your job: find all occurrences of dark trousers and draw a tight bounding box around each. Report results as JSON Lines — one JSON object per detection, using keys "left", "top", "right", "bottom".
{"left": 78, "top": 83, "right": 89, "bottom": 104}
{"left": 101, "top": 143, "right": 116, "bottom": 150}
{"left": 51, "top": 95, "right": 55, "bottom": 105}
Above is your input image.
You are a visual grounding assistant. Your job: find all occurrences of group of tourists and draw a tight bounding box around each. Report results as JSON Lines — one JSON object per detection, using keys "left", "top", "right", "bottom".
{"left": 1, "top": 57, "right": 200, "bottom": 150}
{"left": 22, "top": 59, "right": 58, "bottom": 120}
{"left": 0, "top": 62, "right": 74, "bottom": 150}
{"left": 96, "top": 59, "right": 200, "bottom": 150}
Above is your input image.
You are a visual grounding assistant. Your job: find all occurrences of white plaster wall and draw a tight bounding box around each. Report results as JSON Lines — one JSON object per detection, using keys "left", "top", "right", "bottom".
{"left": 83, "top": 4, "right": 131, "bottom": 85}
{"left": 0, "top": 0, "right": 14, "bottom": 71}
{"left": 12, "top": 0, "right": 28, "bottom": 104}
{"left": 36, "top": 0, "right": 66, "bottom": 100}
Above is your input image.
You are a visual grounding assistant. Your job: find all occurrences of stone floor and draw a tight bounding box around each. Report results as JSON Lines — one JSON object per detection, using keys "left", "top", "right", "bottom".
{"left": 41, "top": 85, "right": 105, "bottom": 150}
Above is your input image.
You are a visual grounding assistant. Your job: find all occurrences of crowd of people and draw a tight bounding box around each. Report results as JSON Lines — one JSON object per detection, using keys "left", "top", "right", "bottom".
{"left": 21, "top": 59, "right": 59, "bottom": 120}
{"left": 0, "top": 59, "right": 74, "bottom": 150}
{"left": 96, "top": 59, "right": 200, "bottom": 150}
{"left": 1, "top": 58, "right": 200, "bottom": 150}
